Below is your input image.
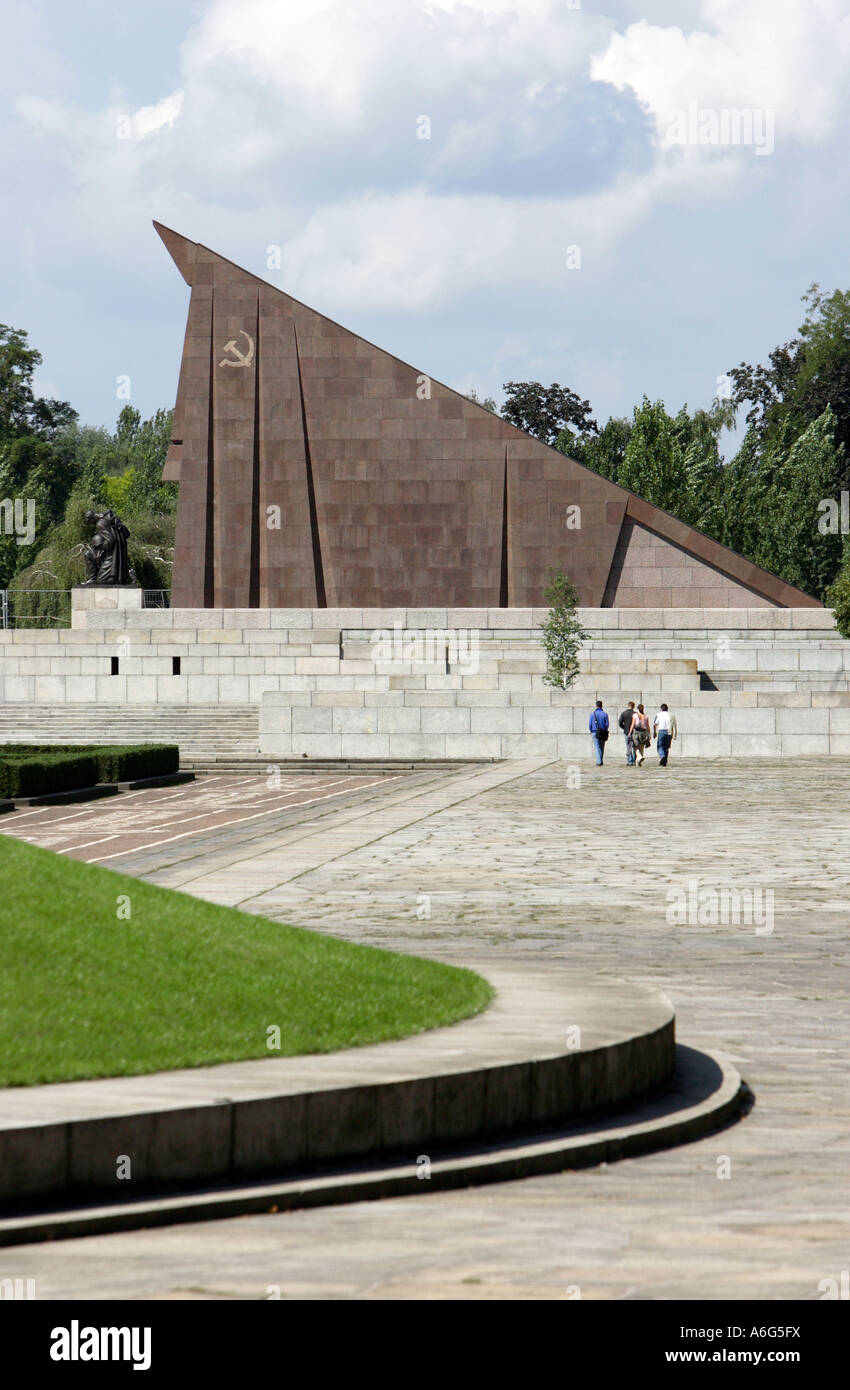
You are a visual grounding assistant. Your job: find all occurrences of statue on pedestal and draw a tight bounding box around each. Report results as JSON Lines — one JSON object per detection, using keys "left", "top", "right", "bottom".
{"left": 81, "top": 510, "right": 135, "bottom": 586}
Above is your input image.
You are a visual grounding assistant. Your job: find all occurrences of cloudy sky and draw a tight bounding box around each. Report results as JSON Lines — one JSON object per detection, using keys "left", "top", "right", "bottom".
{"left": 3, "top": 0, "right": 849, "bottom": 451}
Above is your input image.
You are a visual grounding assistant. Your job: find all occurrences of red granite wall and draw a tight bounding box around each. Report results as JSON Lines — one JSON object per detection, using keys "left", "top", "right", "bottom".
{"left": 603, "top": 519, "right": 775, "bottom": 607}
{"left": 156, "top": 223, "right": 820, "bottom": 610}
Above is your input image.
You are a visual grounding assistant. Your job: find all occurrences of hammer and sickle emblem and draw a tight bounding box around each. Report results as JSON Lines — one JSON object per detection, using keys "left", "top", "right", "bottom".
{"left": 219, "top": 329, "right": 255, "bottom": 368}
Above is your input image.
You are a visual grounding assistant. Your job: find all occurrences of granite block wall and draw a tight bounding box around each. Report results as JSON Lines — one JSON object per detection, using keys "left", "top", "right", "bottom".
{"left": 0, "top": 593, "right": 847, "bottom": 758}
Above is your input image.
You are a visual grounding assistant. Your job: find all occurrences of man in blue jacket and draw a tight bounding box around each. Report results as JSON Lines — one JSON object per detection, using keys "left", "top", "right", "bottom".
{"left": 589, "top": 699, "right": 609, "bottom": 766}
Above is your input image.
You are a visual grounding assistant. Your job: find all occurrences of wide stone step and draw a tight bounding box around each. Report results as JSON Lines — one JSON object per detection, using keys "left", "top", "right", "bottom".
{"left": 0, "top": 1046, "right": 745, "bottom": 1248}
{"left": 704, "top": 672, "right": 850, "bottom": 691}
{"left": 184, "top": 758, "right": 482, "bottom": 773}
{"left": 0, "top": 706, "right": 260, "bottom": 756}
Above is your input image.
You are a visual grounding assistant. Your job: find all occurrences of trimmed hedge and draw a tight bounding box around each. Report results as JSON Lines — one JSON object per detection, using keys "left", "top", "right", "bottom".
{"left": 93, "top": 744, "right": 178, "bottom": 783}
{"left": 0, "top": 743, "right": 179, "bottom": 799}
{"left": 0, "top": 752, "right": 101, "bottom": 801}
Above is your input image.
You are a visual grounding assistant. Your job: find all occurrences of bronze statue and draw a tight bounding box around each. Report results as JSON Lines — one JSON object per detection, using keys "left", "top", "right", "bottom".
{"left": 81, "top": 510, "right": 134, "bottom": 586}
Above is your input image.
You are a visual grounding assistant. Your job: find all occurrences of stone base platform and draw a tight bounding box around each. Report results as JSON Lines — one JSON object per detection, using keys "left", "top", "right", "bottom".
{"left": 0, "top": 966, "right": 677, "bottom": 1211}
{"left": 1, "top": 597, "right": 847, "bottom": 758}
{"left": 0, "top": 1045, "right": 745, "bottom": 1248}
{"left": 0, "top": 963, "right": 752, "bottom": 1245}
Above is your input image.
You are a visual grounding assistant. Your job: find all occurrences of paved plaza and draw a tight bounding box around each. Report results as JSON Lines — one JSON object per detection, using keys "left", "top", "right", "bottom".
{"left": 3, "top": 757, "right": 849, "bottom": 1299}
{"left": 0, "top": 771, "right": 401, "bottom": 863}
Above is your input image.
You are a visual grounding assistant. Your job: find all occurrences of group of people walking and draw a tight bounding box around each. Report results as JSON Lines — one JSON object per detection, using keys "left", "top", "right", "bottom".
{"left": 588, "top": 700, "right": 678, "bottom": 768}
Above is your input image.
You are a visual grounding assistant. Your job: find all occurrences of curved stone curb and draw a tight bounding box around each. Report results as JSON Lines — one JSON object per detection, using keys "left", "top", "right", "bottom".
{"left": 0, "top": 968, "right": 674, "bottom": 1207}
{"left": 0, "top": 1046, "right": 748, "bottom": 1247}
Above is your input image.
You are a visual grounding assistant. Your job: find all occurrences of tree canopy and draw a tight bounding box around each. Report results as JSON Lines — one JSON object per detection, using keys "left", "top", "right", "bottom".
{"left": 501, "top": 380, "right": 597, "bottom": 446}
{"left": 488, "top": 284, "right": 850, "bottom": 604}
{"left": 0, "top": 330, "right": 176, "bottom": 603}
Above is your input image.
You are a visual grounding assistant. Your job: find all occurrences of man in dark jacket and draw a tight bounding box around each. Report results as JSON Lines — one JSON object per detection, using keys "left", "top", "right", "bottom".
{"left": 589, "top": 700, "right": 609, "bottom": 766}
{"left": 618, "top": 700, "right": 636, "bottom": 765}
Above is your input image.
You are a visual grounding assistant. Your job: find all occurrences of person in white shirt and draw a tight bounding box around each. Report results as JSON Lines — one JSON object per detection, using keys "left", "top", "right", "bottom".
{"left": 653, "top": 704, "right": 677, "bottom": 766}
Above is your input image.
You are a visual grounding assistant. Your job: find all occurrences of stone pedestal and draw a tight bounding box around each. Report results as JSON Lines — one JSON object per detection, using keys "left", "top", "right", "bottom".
{"left": 71, "top": 586, "right": 143, "bottom": 629}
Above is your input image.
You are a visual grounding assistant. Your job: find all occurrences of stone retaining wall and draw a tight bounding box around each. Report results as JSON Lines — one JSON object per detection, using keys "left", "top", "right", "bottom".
{"left": 0, "top": 591, "right": 847, "bottom": 757}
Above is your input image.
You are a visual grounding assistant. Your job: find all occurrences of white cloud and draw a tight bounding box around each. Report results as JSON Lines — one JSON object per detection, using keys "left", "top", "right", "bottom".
{"left": 275, "top": 161, "right": 715, "bottom": 314}
{"left": 178, "top": 0, "right": 600, "bottom": 137}
{"left": 591, "top": 0, "right": 850, "bottom": 153}
{"left": 11, "top": 0, "right": 850, "bottom": 313}
{"left": 4, "top": 0, "right": 850, "bottom": 435}
{"left": 6, "top": 0, "right": 623, "bottom": 296}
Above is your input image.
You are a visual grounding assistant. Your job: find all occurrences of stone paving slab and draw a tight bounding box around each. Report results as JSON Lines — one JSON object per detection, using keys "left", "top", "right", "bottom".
{"left": 105, "top": 760, "right": 549, "bottom": 900}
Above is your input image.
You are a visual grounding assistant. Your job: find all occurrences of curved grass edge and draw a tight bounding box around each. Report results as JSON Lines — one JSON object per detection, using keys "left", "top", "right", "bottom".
{"left": 0, "top": 837, "right": 494, "bottom": 1088}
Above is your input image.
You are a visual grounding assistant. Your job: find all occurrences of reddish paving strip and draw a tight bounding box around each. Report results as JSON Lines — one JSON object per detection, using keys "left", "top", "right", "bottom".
{"left": 0, "top": 774, "right": 398, "bottom": 865}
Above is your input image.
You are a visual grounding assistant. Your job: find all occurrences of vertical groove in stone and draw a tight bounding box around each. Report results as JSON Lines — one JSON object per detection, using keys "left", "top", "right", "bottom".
{"left": 500, "top": 447, "right": 509, "bottom": 607}
{"left": 204, "top": 294, "right": 215, "bottom": 608}
{"left": 249, "top": 304, "right": 261, "bottom": 608}
{"left": 294, "top": 325, "right": 326, "bottom": 608}
{"left": 602, "top": 516, "right": 631, "bottom": 607}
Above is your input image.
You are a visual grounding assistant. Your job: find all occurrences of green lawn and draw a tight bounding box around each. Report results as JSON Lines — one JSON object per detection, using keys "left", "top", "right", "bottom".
{"left": 0, "top": 837, "right": 492, "bottom": 1087}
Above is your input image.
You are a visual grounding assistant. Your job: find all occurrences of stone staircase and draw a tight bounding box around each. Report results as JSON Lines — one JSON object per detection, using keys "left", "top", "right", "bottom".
{"left": 702, "top": 669, "right": 850, "bottom": 692}
{"left": 0, "top": 706, "right": 260, "bottom": 760}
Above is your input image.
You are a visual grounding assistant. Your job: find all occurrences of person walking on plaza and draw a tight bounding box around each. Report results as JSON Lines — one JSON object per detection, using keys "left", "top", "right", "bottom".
{"left": 629, "top": 703, "right": 651, "bottom": 766}
{"left": 653, "top": 703, "right": 678, "bottom": 766}
{"left": 618, "top": 700, "right": 636, "bottom": 765}
{"left": 589, "top": 699, "right": 609, "bottom": 766}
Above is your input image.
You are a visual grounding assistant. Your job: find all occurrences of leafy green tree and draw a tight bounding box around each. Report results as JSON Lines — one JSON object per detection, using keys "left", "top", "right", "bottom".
{"left": 0, "top": 435, "right": 83, "bottom": 587}
{"left": 7, "top": 402, "right": 177, "bottom": 616}
{"left": 0, "top": 326, "right": 81, "bottom": 586}
{"left": 0, "top": 325, "right": 76, "bottom": 441}
{"left": 501, "top": 381, "right": 597, "bottom": 445}
{"left": 5, "top": 486, "right": 92, "bottom": 625}
{"left": 710, "top": 410, "right": 841, "bottom": 599}
{"left": 794, "top": 285, "right": 850, "bottom": 485}
{"left": 119, "top": 409, "right": 176, "bottom": 515}
{"left": 680, "top": 440, "right": 718, "bottom": 533}
{"left": 10, "top": 480, "right": 174, "bottom": 624}
{"left": 539, "top": 572, "right": 589, "bottom": 689}
{"left": 616, "top": 398, "right": 689, "bottom": 515}
{"left": 557, "top": 416, "right": 632, "bottom": 482}
{"left": 755, "top": 409, "right": 842, "bottom": 598}
{"left": 0, "top": 326, "right": 80, "bottom": 591}
{"left": 676, "top": 402, "right": 735, "bottom": 532}
{"left": 827, "top": 539, "right": 850, "bottom": 638}
{"left": 56, "top": 406, "right": 176, "bottom": 517}
{"left": 104, "top": 467, "right": 138, "bottom": 515}
{"left": 728, "top": 284, "right": 850, "bottom": 491}
{"left": 713, "top": 427, "right": 767, "bottom": 556}
{"left": 727, "top": 340, "right": 800, "bottom": 438}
